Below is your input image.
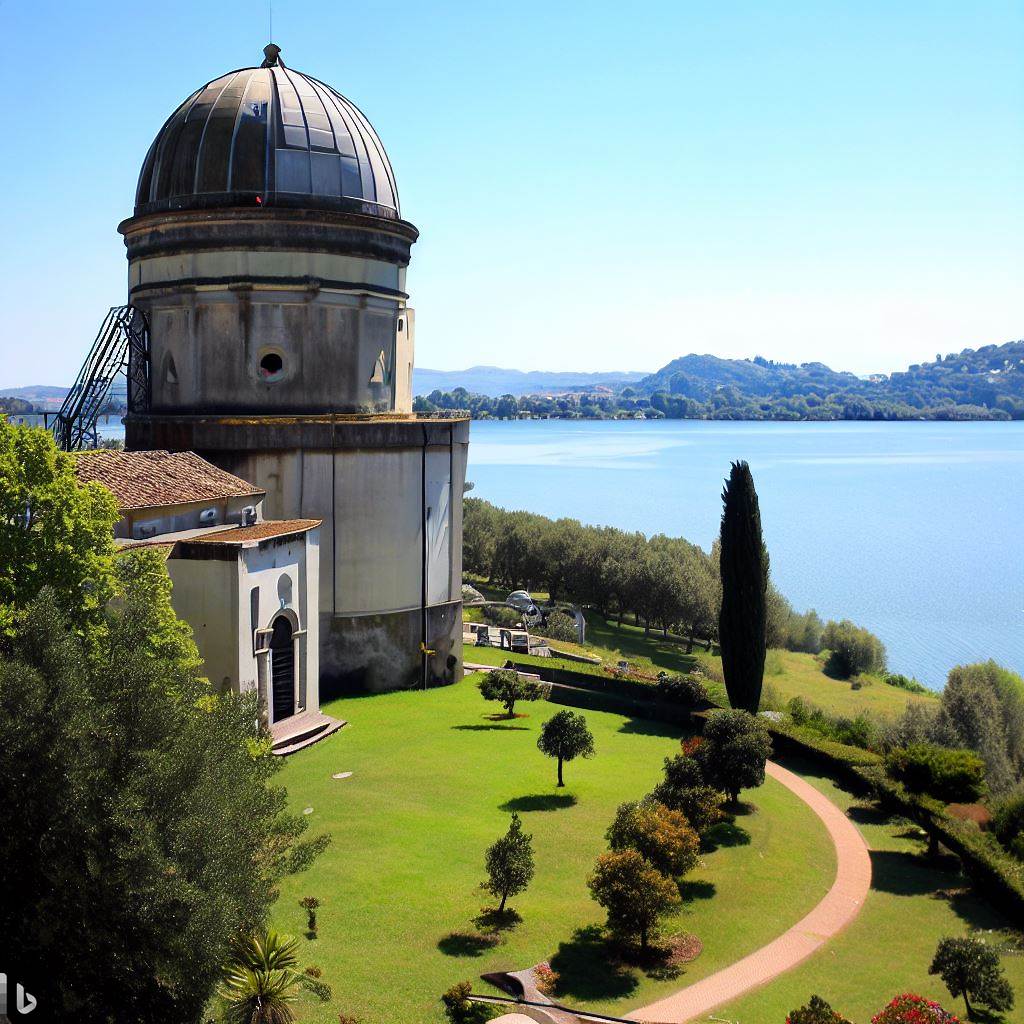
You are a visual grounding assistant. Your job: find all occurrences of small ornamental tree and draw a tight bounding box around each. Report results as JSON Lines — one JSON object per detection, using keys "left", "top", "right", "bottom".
{"left": 478, "top": 669, "right": 546, "bottom": 718}
{"left": 588, "top": 849, "right": 680, "bottom": 949}
{"left": 871, "top": 993, "right": 962, "bottom": 1023}
{"left": 537, "top": 710, "right": 595, "bottom": 787}
{"left": 649, "top": 754, "right": 722, "bottom": 834}
{"left": 483, "top": 812, "right": 535, "bottom": 913}
{"left": 697, "top": 708, "right": 772, "bottom": 803}
{"left": 929, "top": 936, "right": 1015, "bottom": 1019}
{"left": 606, "top": 801, "right": 700, "bottom": 878}
{"left": 786, "top": 994, "right": 852, "bottom": 1024}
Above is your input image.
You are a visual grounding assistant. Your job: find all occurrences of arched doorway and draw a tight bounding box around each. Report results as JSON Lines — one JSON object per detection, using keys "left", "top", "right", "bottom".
{"left": 270, "top": 616, "right": 295, "bottom": 723}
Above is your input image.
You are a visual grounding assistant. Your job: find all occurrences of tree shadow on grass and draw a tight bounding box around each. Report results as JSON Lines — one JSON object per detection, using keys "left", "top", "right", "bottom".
{"left": 848, "top": 803, "right": 902, "bottom": 828}
{"left": 437, "top": 931, "right": 501, "bottom": 957}
{"left": 548, "top": 925, "right": 639, "bottom": 1002}
{"left": 678, "top": 879, "right": 716, "bottom": 902}
{"left": 499, "top": 793, "right": 578, "bottom": 813}
{"left": 869, "top": 849, "right": 961, "bottom": 899}
{"left": 474, "top": 907, "right": 522, "bottom": 933}
{"left": 618, "top": 717, "right": 685, "bottom": 738}
{"left": 451, "top": 723, "right": 530, "bottom": 732}
{"left": 701, "top": 820, "right": 751, "bottom": 852}
{"left": 484, "top": 712, "right": 530, "bottom": 721}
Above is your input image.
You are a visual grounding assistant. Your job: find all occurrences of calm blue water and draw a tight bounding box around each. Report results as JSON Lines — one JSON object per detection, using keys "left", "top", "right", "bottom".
{"left": 466, "top": 420, "right": 1024, "bottom": 691}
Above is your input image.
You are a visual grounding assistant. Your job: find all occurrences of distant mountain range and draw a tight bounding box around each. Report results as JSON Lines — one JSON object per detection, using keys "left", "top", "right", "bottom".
{"left": 415, "top": 342, "right": 1024, "bottom": 421}
{"left": 412, "top": 366, "right": 647, "bottom": 397}
{"left": 7, "top": 342, "right": 1024, "bottom": 421}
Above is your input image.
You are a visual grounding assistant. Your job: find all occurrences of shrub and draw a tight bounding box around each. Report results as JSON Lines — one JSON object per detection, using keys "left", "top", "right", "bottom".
{"left": 441, "top": 981, "right": 494, "bottom": 1024}
{"left": 993, "top": 790, "right": 1024, "bottom": 859}
{"left": 482, "top": 605, "right": 522, "bottom": 628}
{"left": 697, "top": 708, "right": 772, "bottom": 803}
{"left": 537, "top": 610, "right": 578, "bottom": 644}
{"left": 822, "top": 620, "right": 887, "bottom": 677}
{"left": 649, "top": 754, "right": 722, "bottom": 834}
{"left": 786, "top": 994, "right": 852, "bottom": 1023}
{"left": 606, "top": 801, "right": 700, "bottom": 878}
{"left": 533, "top": 962, "right": 559, "bottom": 996}
{"left": 870, "top": 993, "right": 961, "bottom": 1023}
{"left": 657, "top": 672, "right": 710, "bottom": 706}
{"left": 929, "top": 936, "right": 1015, "bottom": 1018}
{"left": 884, "top": 673, "right": 929, "bottom": 695}
{"left": 587, "top": 849, "right": 680, "bottom": 949}
{"left": 885, "top": 744, "right": 986, "bottom": 803}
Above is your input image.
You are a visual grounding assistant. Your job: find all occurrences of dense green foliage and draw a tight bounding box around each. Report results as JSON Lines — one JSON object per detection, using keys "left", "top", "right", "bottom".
{"left": 605, "top": 801, "right": 700, "bottom": 878}
{"left": 483, "top": 813, "right": 535, "bottom": 913}
{"left": 656, "top": 671, "right": 710, "bottom": 706}
{"left": 649, "top": 753, "right": 723, "bottom": 834}
{"left": 885, "top": 744, "right": 987, "bottom": 803}
{"left": 537, "top": 709, "right": 596, "bottom": 786}
{"left": 821, "top": 619, "right": 888, "bottom": 678}
{"left": 536, "top": 609, "right": 579, "bottom": 643}
{"left": 698, "top": 709, "right": 773, "bottom": 803}
{"left": 0, "top": 566, "right": 327, "bottom": 1022}
{"left": 477, "top": 668, "right": 546, "bottom": 717}
{"left": 718, "top": 461, "right": 768, "bottom": 711}
{"left": 0, "top": 422, "right": 119, "bottom": 635}
{"left": 440, "top": 982, "right": 494, "bottom": 1024}
{"left": 929, "top": 936, "right": 1015, "bottom": 1018}
{"left": 464, "top": 498, "right": 720, "bottom": 644}
{"left": 993, "top": 791, "right": 1024, "bottom": 860}
{"left": 587, "top": 849, "right": 681, "bottom": 948}
{"left": 788, "top": 697, "right": 880, "bottom": 751}
{"left": 416, "top": 341, "right": 1024, "bottom": 421}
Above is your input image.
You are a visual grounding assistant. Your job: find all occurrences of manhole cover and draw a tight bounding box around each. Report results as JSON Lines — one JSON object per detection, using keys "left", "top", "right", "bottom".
{"left": 332, "top": 772, "right": 353, "bottom": 780}
{"left": 302, "top": 807, "right": 314, "bottom": 815}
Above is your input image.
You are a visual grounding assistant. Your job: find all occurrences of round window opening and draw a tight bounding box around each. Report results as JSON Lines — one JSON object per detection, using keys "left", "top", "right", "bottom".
{"left": 259, "top": 351, "right": 285, "bottom": 381}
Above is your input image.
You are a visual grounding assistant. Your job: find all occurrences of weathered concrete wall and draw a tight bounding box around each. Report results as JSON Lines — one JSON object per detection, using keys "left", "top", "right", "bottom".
{"left": 120, "top": 494, "right": 261, "bottom": 540}
{"left": 129, "top": 415, "right": 469, "bottom": 695}
{"left": 320, "top": 600, "right": 463, "bottom": 696}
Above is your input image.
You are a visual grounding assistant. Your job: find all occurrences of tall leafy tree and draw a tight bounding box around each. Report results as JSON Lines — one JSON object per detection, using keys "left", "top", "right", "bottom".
{"left": 697, "top": 709, "right": 772, "bottom": 804}
{"left": 478, "top": 669, "right": 546, "bottom": 718}
{"left": 483, "top": 813, "right": 535, "bottom": 913}
{"left": 587, "top": 849, "right": 680, "bottom": 949}
{"left": 0, "top": 554, "right": 329, "bottom": 1022}
{"left": 718, "top": 460, "right": 768, "bottom": 712}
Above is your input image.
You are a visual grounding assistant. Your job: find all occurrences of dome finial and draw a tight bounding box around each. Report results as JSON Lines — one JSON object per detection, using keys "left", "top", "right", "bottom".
{"left": 261, "top": 43, "right": 282, "bottom": 68}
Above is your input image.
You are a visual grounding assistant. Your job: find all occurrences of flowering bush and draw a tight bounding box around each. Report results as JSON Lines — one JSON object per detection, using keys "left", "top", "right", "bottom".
{"left": 680, "top": 736, "right": 704, "bottom": 758}
{"left": 533, "top": 961, "right": 560, "bottom": 996}
{"left": 871, "top": 993, "right": 961, "bottom": 1023}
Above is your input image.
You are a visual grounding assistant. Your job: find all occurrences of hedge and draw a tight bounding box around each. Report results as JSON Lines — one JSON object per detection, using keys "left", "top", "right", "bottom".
{"left": 764, "top": 718, "right": 883, "bottom": 790}
{"left": 856, "top": 765, "right": 1024, "bottom": 922}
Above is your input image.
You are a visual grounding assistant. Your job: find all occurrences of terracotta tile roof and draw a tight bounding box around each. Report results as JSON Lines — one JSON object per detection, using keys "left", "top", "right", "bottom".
{"left": 187, "top": 519, "right": 321, "bottom": 545}
{"left": 74, "top": 450, "right": 264, "bottom": 511}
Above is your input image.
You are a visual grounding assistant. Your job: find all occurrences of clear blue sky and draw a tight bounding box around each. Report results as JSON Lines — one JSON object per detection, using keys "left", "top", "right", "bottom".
{"left": 1, "top": 1, "right": 1021, "bottom": 385}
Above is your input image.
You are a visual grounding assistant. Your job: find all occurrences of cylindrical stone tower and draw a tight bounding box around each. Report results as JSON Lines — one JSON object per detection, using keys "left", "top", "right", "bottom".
{"left": 121, "top": 44, "right": 469, "bottom": 694}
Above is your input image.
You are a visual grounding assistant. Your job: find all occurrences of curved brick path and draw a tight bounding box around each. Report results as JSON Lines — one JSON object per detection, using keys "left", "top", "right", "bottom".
{"left": 625, "top": 760, "right": 872, "bottom": 1024}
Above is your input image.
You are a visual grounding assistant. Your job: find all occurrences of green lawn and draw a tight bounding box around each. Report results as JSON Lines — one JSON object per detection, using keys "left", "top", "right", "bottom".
{"left": 271, "top": 678, "right": 833, "bottom": 1024}
{"left": 715, "top": 755, "right": 1024, "bottom": 1024}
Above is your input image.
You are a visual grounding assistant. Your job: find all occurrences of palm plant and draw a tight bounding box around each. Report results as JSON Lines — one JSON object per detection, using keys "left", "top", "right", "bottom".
{"left": 219, "top": 929, "right": 301, "bottom": 1024}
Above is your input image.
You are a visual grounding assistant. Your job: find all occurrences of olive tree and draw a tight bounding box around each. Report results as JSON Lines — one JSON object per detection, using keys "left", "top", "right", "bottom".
{"left": 478, "top": 669, "right": 546, "bottom": 718}
{"left": 537, "top": 710, "right": 595, "bottom": 787}
{"left": 929, "top": 936, "right": 1014, "bottom": 1019}
{"left": 483, "top": 813, "right": 535, "bottom": 914}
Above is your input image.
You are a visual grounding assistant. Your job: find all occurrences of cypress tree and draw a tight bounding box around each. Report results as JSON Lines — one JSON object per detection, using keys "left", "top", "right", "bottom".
{"left": 718, "top": 461, "right": 768, "bottom": 713}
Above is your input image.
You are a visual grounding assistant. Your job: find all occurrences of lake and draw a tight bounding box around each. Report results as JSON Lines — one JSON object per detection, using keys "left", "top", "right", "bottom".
{"left": 465, "top": 419, "right": 1024, "bottom": 691}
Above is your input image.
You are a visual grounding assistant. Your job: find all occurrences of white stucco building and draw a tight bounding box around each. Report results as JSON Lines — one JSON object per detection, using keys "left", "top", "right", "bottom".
{"left": 75, "top": 448, "right": 338, "bottom": 753}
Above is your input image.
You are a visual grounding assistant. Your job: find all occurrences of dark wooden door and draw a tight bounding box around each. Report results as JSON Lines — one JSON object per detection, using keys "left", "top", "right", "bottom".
{"left": 270, "top": 617, "right": 295, "bottom": 723}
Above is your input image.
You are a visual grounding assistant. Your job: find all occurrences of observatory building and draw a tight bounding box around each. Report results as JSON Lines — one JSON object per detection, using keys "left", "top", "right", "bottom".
{"left": 118, "top": 44, "right": 469, "bottom": 695}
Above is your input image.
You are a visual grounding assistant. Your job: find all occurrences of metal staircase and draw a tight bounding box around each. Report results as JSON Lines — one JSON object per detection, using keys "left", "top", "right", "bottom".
{"left": 53, "top": 306, "right": 149, "bottom": 451}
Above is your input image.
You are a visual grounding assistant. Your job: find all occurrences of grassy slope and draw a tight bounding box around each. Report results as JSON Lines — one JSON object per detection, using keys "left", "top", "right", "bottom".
{"left": 271, "top": 678, "right": 833, "bottom": 1024}
{"left": 468, "top": 602, "right": 933, "bottom": 720}
{"left": 715, "top": 755, "right": 1024, "bottom": 1024}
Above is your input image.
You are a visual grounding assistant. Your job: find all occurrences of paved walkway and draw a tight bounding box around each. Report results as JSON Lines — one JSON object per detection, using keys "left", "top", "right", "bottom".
{"left": 625, "top": 760, "right": 872, "bottom": 1024}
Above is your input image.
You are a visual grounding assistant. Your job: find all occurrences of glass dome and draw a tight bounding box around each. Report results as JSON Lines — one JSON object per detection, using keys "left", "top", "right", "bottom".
{"left": 134, "top": 45, "right": 400, "bottom": 218}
